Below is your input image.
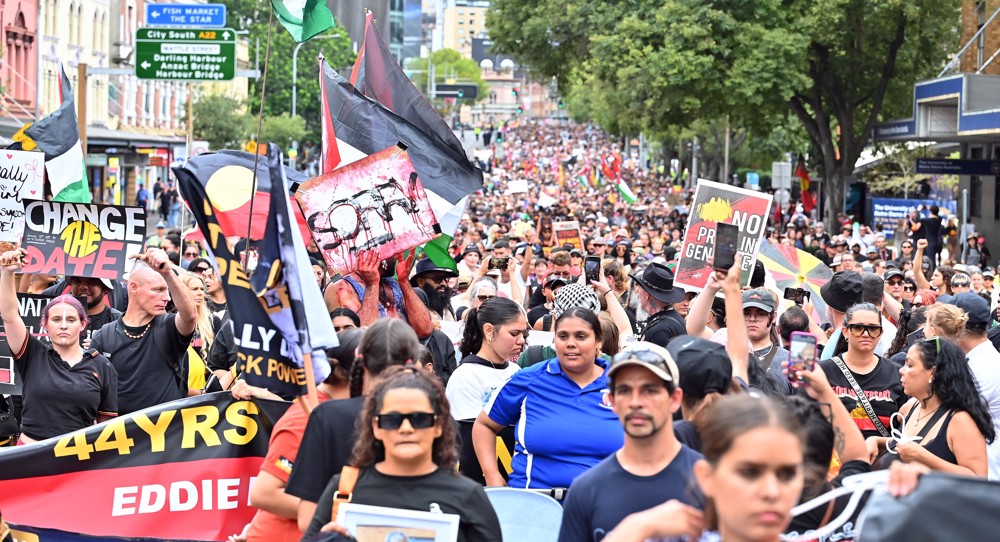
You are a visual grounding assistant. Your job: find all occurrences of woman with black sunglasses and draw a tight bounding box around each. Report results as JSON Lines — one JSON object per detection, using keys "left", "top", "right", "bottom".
{"left": 305, "top": 366, "right": 502, "bottom": 540}
{"left": 821, "top": 303, "right": 908, "bottom": 440}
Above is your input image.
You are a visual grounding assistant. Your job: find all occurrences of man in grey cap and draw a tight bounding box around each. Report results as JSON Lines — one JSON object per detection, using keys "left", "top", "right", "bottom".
{"left": 742, "top": 288, "right": 789, "bottom": 378}
{"left": 559, "top": 342, "right": 703, "bottom": 542}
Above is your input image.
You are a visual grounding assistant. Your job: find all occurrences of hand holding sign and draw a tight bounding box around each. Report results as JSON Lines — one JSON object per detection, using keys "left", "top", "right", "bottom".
{"left": 396, "top": 250, "right": 416, "bottom": 281}
{"left": 356, "top": 250, "right": 381, "bottom": 287}
{"left": 131, "top": 247, "right": 171, "bottom": 274}
{"left": 0, "top": 247, "right": 26, "bottom": 273}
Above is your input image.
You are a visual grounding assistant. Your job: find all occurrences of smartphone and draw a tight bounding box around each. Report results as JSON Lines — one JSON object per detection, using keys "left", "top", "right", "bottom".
{"left": 489, "top": 257, "right": 509, "bottom": 270}
{"left": 585, "top": 255, "right": 602, "bottom": 283}
{"left": 713, "top": 222, "right": 739, "bottom": 271}
{"left": 783, "top": 287, "right": 810, "bottom": 305}
{"left": 788, "top": 331, "right": 818, "bottom": 383}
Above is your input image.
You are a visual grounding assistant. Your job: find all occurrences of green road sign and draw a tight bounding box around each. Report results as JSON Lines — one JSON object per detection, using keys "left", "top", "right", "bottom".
{"left": 136, "top": 27, "right": 236, "bottom": 81}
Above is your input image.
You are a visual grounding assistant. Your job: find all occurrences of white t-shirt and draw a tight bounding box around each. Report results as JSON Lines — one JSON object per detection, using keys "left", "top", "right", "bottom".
{"left": 966, "top": 340, "right": 1000, "bottom": 481}
{"left": 445, "top": 359, "right": 520, "bottom": 421}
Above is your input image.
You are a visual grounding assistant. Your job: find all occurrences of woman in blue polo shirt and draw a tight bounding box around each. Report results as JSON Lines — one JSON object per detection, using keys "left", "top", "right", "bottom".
{"left": 473, "top": 307, "right": 624, "bottom": 489}
{"left": 0, "top": 248, "right": 118, "bottom": 443}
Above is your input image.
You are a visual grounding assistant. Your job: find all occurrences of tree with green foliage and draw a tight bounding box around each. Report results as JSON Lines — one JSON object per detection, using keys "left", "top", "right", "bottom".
{"left": 260, "top": 113, "right": 307, "bottom": 152}
{"left": 187, "top": 94, "right": 251, "bottom": 150}
{"left": 488, "top": 0, "right": 960, "bottom": 222}
{"left": 406, "top": 49, "right": 491, "bottom": 106}
{"left": 223, "top": 0, "right": 355, "bottom": 147}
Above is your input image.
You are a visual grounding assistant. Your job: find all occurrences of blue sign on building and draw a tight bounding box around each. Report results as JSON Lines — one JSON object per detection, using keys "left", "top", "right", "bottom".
{"left": 915, "top": 158, "right": 1000, "bottom": 176}
{"left": 144, "top": 3, "right": 227, "bottom": 27}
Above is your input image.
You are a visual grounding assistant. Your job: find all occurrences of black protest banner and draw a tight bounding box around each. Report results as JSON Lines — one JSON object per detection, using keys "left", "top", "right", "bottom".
{"left": 0, "top": 392, "right": 290, "bottom": 541}
{"left": 0, "top": 294, "right": 52, "bottom": 394}
{"left": 174, "top": 163, "right": 311, "bottom": 400}
{"left": 21, "top": 200, "right": 147, "bottom": 280}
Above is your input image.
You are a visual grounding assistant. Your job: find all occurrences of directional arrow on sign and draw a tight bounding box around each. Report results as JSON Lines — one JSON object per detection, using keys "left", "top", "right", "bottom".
{"left": 222, "top": 31, "right": 230, "bottom": 39}
{"left": 150, "top": 10, "right": 160, "bottom": 18}
{"left": 141, "top": 61, "right": 151, "bottom": 69}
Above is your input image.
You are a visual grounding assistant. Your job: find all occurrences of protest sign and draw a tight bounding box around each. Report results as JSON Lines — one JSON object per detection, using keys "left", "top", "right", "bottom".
{"left": 0, "top": 149, "right": 45, "bottom": 245}
{"left": 20, "top": 200, "right": 146, "bottom": 280}
{"left": 0, "top": 294, "right": 51, "bottom": 395}
{"left": 675, "top": 180, "right": 773, "bottom": 290}
{"left": 0, "top": 393, "right": 290, "bottom": 542}
{"left": 294, "top": 146, "right": 441, "bottom": 273}
{"left": 508, "top": 179, "right": 529, "bottom": 194}
{"left": 553, "top": 221, "right": 583, "bottom": 249}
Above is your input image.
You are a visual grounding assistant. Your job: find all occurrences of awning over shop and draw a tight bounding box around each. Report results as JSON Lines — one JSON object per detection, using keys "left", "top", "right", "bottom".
{"left": 875, "top": 73, "right": 1000, "bottom": 143}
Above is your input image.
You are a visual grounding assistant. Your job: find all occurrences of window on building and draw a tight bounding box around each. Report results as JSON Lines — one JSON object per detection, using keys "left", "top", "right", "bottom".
{"left": 489, "top": 91, "right": 496, "bottom": 104}
{"left": 978, "top": 1, "right": 987, "bottom": 69}
{"left": 93, "top": 11, "right": 100, "bottom": 49}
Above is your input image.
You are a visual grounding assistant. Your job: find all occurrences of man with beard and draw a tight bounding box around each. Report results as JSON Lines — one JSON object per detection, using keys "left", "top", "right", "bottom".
{"left": 67, "top": 276, "right": 122, "bottom": 340}
{"left": 630, "top": 263, "right": 687, "bottom": 348}
{"left": 410, "top": 257, "right": 459, "bottom": 321}
{"left": 324, "top": 250, "right": 432, "bottom": 338}
{"left": 90, "top": 248, "right": 198, "bottom": 414}
{"left": 559, "top": 342, "right": 702, "bottom": 541}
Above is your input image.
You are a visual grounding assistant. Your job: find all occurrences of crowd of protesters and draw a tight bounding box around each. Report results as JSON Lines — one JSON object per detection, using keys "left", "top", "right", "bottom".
{"left": 4, "top": 119, "right": 1000, "bottom": 541}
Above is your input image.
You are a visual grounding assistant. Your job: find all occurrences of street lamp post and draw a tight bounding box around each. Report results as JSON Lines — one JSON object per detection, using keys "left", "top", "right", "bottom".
{"left": 292, "top": 33, "right": 341, "bottom": 118}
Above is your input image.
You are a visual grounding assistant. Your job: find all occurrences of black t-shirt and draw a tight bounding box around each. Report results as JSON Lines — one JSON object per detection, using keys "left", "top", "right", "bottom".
{"left": 86, "top": 306, "right": 122, "bottom": 340}
{"left": 785, "top": 459, "right": 871, "bottom": 542}
{"left": 306, "top": 466, "right": 502, "bottom": 541}
{"left": 673, "top": 419, "right": 702, "bottom": 452}
{"left": 284, "top": 396, "right": 365, "bottom": 503}
{"left": 920, "top": 216, "right": 942, "bottom": 247}
{"left": 638, "top": 309, "right": 686, "bottom": 347}
{"left": 90, "top": 314, "right": 192, "bottom": 415}
{"left": 558, "top": 448, "right": 704, "bottom": 542}
{"left": 11, "top": 335, "right": 117, "bottom": 440}
{"left": 820, "top": 356, "right": 907, "bottom": 440}
{"left": 527, "top": 304, "right": 550, "bottom": 327}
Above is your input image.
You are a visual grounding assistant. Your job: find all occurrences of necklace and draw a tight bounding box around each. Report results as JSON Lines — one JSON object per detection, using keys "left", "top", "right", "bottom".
{"left": 755, "top": 342, "right": 775, "bottom": 359}
{"left": 123, "top": 321, "right": 152, "bottom": 340}
{"left": 916, "top": 405, "right": 940, "bottom": 424}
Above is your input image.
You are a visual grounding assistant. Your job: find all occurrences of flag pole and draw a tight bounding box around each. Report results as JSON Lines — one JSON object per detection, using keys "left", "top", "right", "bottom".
{"left": 301, "top": 352, "right": 318, "bottom": 413}
{"left": 245, "top": 7, "right": 276, "bottom": 249}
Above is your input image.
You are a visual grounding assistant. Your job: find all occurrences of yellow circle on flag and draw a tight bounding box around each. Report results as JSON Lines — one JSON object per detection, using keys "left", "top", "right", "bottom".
{"left": 205, "top": 165, "right": 258, "bottom": 212}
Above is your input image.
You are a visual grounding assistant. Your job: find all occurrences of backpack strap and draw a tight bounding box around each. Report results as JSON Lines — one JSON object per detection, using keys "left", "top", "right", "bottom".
{"left": 331, "top": 466, "right": 360, "bottom": 521}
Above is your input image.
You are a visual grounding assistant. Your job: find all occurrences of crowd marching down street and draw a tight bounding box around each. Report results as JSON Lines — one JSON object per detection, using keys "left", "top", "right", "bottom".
{"left": 4, "top": 6, "right": 1000, "bottom": 542}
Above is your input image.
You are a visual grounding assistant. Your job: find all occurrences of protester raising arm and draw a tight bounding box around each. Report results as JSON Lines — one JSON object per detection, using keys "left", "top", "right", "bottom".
{"left": 591, "top": 266, "right": 633, "bottom": 340}
{"left": 718, "top": 261, "right": 749, "bottom": 384}
{"left": 0, "top": 249, "right": 28, "bottom": 354}
{"left": 685, "top": 275, "right": 721, "bottom": 339}
{"left": 132, "top": 248, "right": 198, "bottom": 337}
{"left": 351, "top": 250, "right": 382, "bottom": 327}
{"left": 396, "top": 251, "right": 433, "bottom": 338}
{"left": 913, "top": 239, "right": 931, "bottom": 290}
{"left": 801, "top": 298, "right": 829, "bottom": 340}
{"left": 786, "top": 358, "right": 869, "bottom": 464}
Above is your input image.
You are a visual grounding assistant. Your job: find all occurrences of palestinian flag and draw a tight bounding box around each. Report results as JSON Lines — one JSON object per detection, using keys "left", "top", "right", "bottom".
{"left": 616, "top": 179, "right": 637, "bottom": 204}
{"left": 270, "top": 0, "right": 335, "bottom": 42}
{"left": 24, "top": 65, "right": 90, "bottom": 203}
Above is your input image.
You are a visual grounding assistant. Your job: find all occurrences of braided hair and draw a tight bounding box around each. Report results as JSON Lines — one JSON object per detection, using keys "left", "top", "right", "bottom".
{"left": 348, "top": 319, "right": 422, "bottom": 398}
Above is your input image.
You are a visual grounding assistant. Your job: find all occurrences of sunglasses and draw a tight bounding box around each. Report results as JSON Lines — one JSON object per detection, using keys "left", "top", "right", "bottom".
{"left": 846, "top": 323, "right": 883, "bottom": 337}
{"left": 375, "top": 412, "right": 437, "bottom": 430}
{"left": 886, "top": 280, "right": 903, "bottom": 286}
{"left": 185, "top": 252, "right": 199, "bottom": 257}
{"left": 925, "top": 336, "right": 942, "bottom": 356}
{"left": 612, "top": 348, "right": 674, "bottom": 378}
{"left": 477, "top": 294, "right": 496, "bottom": 301}
{"left": 952, "top": 281, "right": 970, "bottom": 288}
{"left": 903, "top": 286, "right": 915, "bottom": 292}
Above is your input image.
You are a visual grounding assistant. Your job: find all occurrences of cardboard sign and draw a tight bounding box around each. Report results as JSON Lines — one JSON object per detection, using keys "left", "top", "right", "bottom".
{"left": 675, "top": 180, "right": 773, "bottom": 290}
{"left": 0, "top": 294, "right": 52, "bottom": 395}
{"left": 0, "top": 149, "right": 45, "bottom": 244}
{"left": 508, "top": 179, "right": 528, "bottom": 194}
{"left": 553, "top": 221, "right": 583, "bottom": 250}
{"left": 21, "top": 201, "right": 147, "bottom": 280}
{"left": 295, "top": 146, "right": 441, "bottom": 273}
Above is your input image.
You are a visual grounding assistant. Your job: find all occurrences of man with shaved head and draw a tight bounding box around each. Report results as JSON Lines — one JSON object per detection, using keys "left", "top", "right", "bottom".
{"left": 91, "top": 248, "right": 199, "bottom": 414}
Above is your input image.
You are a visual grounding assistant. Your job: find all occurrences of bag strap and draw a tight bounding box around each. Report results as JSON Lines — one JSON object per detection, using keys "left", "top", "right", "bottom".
{"left": 914, "top": 407, "right": 950, "bottom": 440}
{"left": 331, "top": 466, "right": 360, "bottom": 521}
{"left": 832, "top": 356, "right": 890, "bottom": 438}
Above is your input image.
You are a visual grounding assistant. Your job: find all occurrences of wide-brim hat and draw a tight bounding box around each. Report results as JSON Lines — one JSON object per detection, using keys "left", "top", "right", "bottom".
{"left": 410, "top": 257, "right": 458, "bottom": 284}
{"left": 629, "top": 262, "right": 685, "bottom": 304}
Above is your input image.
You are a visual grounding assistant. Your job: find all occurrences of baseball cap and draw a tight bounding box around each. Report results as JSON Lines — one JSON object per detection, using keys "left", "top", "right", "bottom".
{"left": 742, "top": 289, "right": 775, "bottom": 313}
{"left": 667, "top": 335, "right": 733, "bottom": 399}
{"left": 608, "top": 341, "right": 680, "bottom": 385}
{"left": 954, "top": 291, "right": 990, "bottom": 329}
{"left": 884, "top": 268, "right": 904, "bottom": 281}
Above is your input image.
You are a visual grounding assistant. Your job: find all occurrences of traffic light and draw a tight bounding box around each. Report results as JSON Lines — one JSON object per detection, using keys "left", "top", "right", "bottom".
{"left": 435, "top": 83, "right": 477, "bottom": 99}
{"left": 517, "top": 106, "right": 523, "bottom": 114}
{"left": 458, "top": 89, "right": 464, "bottom": 98}
{"left": 558, "top": 98, "right": 565, "bottom": 109}
{"left": 512, "top": 88, "right": 519, "bottom": 97}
